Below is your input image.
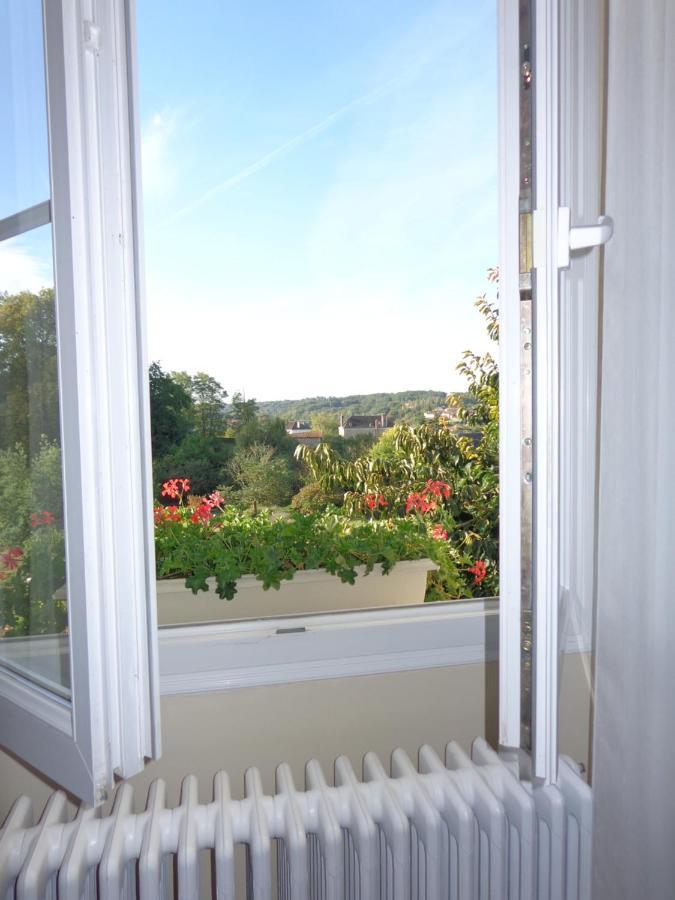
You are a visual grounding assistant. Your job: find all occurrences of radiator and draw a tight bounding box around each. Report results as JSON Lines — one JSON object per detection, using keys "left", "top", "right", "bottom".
{"left": 0, "top": 738, "right": 591, "bottom": 900}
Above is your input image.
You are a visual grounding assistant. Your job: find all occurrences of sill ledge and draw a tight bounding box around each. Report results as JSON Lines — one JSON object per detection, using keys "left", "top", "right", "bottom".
{"left": 158, "top": 598, "right": 500, "bottom": 695}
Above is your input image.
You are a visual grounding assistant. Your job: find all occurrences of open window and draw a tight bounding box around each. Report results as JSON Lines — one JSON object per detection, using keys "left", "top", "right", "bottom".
{"left": 0, "top": 0, "right": 606, "bottom": 804}
{"left": 0, "top": 0, "right": 159, "bottom": 803}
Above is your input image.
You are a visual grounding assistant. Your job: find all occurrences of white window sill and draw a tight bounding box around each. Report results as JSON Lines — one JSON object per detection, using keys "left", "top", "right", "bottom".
{"left": 0, "top": 599, "right": 591, "bottom": 703}
{"left": 158, "top": 599, "right": 500, "bottom": 695}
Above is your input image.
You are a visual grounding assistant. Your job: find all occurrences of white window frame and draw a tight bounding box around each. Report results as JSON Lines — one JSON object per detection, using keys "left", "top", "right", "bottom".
{"left": 0, "top": 0, "right": 160, "bottom": 805}
{"left": 498, "top": 0, "right": 605, "bottom": 783}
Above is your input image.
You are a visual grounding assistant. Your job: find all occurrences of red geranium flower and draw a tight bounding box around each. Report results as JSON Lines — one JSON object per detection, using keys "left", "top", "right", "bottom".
{"left": 1, "top": 547, "right": 24, "bottom": 572}
{"left": 467, "top": 559, "right": 488, "bottom": 585}
{"left": 161, "top": 478, "right": 191, "bottom": 500}
{"left": 432, "top": 524, "right": 448, "bottom": 541}
{"left": 424, "top": 480, "right": 451, "bottom": 500}
{"left": 190, "top": 503, "right": 212, "bottom": 525}
{"left": 30, "top": 510, "right": 55, "bottom": 529}
{"left": 405, "top": 492, "right": 437, "bottom": 515}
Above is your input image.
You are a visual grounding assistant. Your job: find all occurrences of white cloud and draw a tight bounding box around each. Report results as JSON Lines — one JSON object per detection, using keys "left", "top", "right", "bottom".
{"left": 0, "top": 243, "right": 52, "bottom": 293}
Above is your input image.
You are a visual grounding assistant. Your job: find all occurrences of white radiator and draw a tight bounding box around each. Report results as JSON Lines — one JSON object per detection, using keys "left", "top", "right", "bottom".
{"left": 0, "top": 738, "right": 591, "bottom": 900}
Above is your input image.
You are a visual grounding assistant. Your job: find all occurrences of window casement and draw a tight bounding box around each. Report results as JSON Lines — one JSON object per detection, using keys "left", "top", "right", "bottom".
{"left": 0, "top": 0, "right": 159, "bottom": 804}
{"left": 0, "top": 0, "right": 606, "bottom": 803}
{"left": 499, "top": 0, "right": 607, "bottom": 782}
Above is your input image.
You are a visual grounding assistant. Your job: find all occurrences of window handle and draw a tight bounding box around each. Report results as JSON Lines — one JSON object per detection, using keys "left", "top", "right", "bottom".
{"left": 557, "top": 207, "right": 614, "bottom": 268}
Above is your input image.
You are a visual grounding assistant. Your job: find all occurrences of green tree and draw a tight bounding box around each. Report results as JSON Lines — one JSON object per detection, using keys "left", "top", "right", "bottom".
{"left": 0, "top": 289, "right": 59, "bottom": 453}
{"left": 310, "top": 411, "right": 339, "bottom": 438}
{"left": 154, "top": 433, "right": 234, "bottom": 497}
{"left": 229, "top": 392, "right": 259, "bottom": 429}
{"left": 228, "top": 443, "right": 294, "bottom": 513}
{"left": 235, "top": 416, "right": 293, "bottom": 453}
{"left": 148, "top": 362, "right": 194, "bottom": 458}
{"left": 172, "top": 370, "right": 228, "bottom": 438}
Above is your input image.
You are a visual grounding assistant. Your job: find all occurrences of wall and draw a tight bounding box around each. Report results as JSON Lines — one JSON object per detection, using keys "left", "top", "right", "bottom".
{"left": 0, "top": 654, "right": 591, "bottom": 818}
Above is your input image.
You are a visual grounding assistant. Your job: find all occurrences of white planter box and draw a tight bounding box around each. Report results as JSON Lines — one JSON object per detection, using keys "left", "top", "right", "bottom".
{"left": 156, "top": 558, "right": 438, "bottom": 626}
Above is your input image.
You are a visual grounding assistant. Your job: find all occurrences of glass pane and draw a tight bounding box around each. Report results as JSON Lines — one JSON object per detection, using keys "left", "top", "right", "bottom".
{"left": 0, "top": 236, "right": 69, "bottom": 690}
{"left": 0, "top": 0, "right": 51, "bottom": 222}
{"left": 137, "top": 0, "right": 499, "bottom": 626}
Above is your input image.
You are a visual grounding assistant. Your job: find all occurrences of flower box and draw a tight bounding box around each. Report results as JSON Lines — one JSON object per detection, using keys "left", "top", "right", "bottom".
{"left": 156, "top": 558, "right": 438, "bottom": 626}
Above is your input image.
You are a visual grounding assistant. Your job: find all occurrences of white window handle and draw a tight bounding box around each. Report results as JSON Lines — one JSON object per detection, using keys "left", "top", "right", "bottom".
{"left": 558, "top": 207, "right": 614, "bottom": 268}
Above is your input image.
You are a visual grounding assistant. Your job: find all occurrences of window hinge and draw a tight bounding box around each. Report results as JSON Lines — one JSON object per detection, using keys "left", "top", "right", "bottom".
{"left": 557, "top": 207, "right": 614, "bottom": 269}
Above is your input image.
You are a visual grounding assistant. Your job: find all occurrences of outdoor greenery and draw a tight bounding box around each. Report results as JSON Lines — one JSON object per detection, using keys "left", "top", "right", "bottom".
{"left": 258, "top": 390, "right": 450, "bottom": 424}
{"left": 0, "top": 271, "right": 499, "bottom": 632}
{"left": 0, "top": 441, "right": 66, "bottom": 636}
{"left": 154, "top": 499, "right": 463, "bottom": 601}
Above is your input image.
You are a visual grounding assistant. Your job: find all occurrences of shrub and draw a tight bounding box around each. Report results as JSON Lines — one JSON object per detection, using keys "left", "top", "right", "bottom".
{"left": 290, "top": 481, "right": 343, "bottom": 514}
{"left": 153, "top": 487, "right": 464, "bottom": 600}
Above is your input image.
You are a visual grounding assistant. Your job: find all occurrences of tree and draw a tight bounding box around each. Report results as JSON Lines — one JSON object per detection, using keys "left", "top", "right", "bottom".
{"left": 310, "top": 411, "right": 339, "bottom": 438}
{"left": 148, "top": 362, "right": 194, "bottom": 458}
{"left": 228, "top": 443, "right": 294, "bottom": 512}
{"left": 229, "top": 392, "right": 259, "bottom": 429}
{"left": 235, "top": 415, "right": 293, "bottom": 452}
{"left": 0, "top": 290, "right": 60, "bottom": 453}
{"left": 154, "top": 432, "right": 234, "bottom": 497}
{"left": 172, "top": 370, "right": 228, "bottom": 438}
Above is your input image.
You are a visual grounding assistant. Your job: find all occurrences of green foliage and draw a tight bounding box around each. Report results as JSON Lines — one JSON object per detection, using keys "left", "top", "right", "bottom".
{"left": 154, "top": 506, "right": 463, "bottom": 600}
{"left": 290, "top": 481, "right": 343, "bottom": 514}
{"left": 234, "top": 416, "right": 293, "bottom": 452}
{"left": 258, "top": 390, "right": 450, "bottom": 425}
{"left": 154, "top": 433, "right": 234, "bottom": 497}
{"left": 149, "top": 362, "right": 194, "bottom": 458}
{"left": 294, "top": 271, "right": 500, "bottom": 597}
{"left": 0, "top": 526, "right": 67, "bottom": 636}
{"left": 228, "top": 444, "right": 295, "bottom": 511}
{"left": 0, "top": 440, "right": 66, "bottom": 636}
{"left": 0, "top": 441, "right": 63, "bottom": 548}
{"left": 173, "top": 371, "right": 228, "bottom": 438}
{"left": 0, "top": 289, "right": 60, "bottom": 452}
{"left": 308, "top": 411, "right": 340, "bottom": 438}
{"left": 229, "top": 393, "right": 259, "bottom": 429}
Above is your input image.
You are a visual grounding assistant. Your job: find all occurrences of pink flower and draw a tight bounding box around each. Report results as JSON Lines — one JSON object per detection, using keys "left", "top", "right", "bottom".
{"left": 432, "top": 524, "right": 448, "bottom": 541}
{"left": 204, "top": 491, "right": 224, "bottom": 510}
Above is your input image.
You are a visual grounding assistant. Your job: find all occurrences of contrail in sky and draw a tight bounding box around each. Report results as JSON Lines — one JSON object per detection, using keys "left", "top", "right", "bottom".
{"left": 168, "top": 69, "right": 413, "bottom": 223}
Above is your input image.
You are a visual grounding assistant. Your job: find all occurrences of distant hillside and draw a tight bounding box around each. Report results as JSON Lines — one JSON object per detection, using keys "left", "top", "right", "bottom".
{"left": 258, "top": 390, "right": 456, "bottom": 424}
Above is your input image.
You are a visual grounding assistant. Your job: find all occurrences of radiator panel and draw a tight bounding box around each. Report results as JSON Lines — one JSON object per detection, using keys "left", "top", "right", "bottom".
{"left": 0, "top": 738, "right": 591, "bottom": 899}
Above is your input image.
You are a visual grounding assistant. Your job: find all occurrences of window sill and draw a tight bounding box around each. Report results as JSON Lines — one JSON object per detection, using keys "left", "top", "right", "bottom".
{"left": 158, "top": 599, "right": 500, "bottom": 695}
{"left": 0, "top": 600, "right": 592, "bottom": 703}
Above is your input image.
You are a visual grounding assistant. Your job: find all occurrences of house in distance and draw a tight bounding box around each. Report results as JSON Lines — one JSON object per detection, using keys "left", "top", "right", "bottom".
{"left": 338, "top": 414, "right": 394, "bottom": 439}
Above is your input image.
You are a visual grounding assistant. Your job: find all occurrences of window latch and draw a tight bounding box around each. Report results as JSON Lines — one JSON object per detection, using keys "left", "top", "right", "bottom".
{"left": 557, "top": 207, "right": 614, "bottom": 269}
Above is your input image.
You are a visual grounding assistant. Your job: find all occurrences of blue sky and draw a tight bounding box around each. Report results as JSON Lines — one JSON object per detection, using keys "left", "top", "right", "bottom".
{"left": 0, "top": 0, "right": 55, "bottom": 293}
{"left": 2, "top": 0, "right": 498, "bottom": 401}
{"left": 136, "top": 0, "right": 498, "bottom": 400}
